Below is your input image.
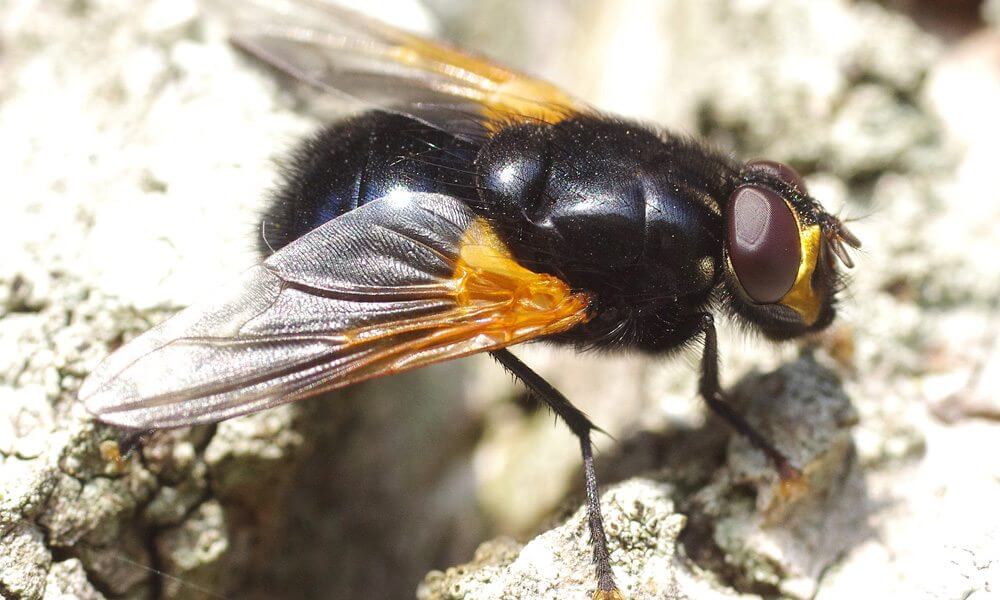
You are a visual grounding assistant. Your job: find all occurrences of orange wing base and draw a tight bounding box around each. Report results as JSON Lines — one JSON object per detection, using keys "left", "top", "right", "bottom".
{"left": 290, "top": 218, "right": 591, "bottom": 396}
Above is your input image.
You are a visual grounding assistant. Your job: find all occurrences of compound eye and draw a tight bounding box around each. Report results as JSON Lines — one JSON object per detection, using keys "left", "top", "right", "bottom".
{"left": 747, "top": 159, "right": 807, "bottom": 194}
{"left": 727, "top": 185, "right": 801, "bottom": 304}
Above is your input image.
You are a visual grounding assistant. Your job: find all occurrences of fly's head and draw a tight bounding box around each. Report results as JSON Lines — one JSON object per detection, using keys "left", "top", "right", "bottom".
{"left": 722, "top": 160, "right": 860, "bottom": 340}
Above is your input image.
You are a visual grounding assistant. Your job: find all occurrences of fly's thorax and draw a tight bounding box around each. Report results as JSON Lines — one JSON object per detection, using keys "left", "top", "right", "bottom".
{"left": 475, "top": 117, "right": 736, "bottom": 309}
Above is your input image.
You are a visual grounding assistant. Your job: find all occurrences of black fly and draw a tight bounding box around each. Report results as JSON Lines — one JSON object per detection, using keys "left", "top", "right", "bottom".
{"left": 80, "top": 3, "right": 859, "bottom": 598}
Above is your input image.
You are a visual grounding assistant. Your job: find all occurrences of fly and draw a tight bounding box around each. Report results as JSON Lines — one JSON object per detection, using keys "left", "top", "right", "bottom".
{"left": 79, "top": 3, "right": 860, "bottom": 598}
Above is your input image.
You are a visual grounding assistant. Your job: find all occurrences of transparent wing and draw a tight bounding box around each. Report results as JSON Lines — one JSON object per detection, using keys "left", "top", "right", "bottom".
{"left": 216, "top": 0, "right": 591, "bottom": 139}
{"left": 80, "top": 192, "right": 590, "bottom": 430}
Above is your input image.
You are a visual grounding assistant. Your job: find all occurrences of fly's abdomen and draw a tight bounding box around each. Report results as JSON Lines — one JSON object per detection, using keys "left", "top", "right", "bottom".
{"left": 259, "top": 111, "right": 479, "bottom": 255}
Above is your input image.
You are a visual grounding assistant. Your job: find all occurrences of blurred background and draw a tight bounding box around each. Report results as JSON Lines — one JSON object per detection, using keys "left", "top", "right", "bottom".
{"left": 1, "top": 0, "right": 998, "bottom": 598}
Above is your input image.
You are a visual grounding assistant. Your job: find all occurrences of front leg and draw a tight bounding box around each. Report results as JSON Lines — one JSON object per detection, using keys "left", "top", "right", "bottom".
{"left": 693, "top": 313, "right": 801, "bottom": 482}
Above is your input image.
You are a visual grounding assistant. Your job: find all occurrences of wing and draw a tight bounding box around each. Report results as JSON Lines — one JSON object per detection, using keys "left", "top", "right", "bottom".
{"left": 80, "top": 192, "right": 591, "bottom": 430}
{"left": 217, "top": 0, "right": 591, "bottom": 139}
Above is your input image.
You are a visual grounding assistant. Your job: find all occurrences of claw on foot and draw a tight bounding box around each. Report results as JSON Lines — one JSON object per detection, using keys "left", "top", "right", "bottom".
{"left": 777, "top": 459, "right": 801, "bottom": 482}
{"left": 777, "top": 462, "right": 809, "bottom": 500}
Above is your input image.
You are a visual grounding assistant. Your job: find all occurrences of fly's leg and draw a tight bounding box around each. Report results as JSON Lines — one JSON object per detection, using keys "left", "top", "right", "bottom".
{"left": 116, "top": 428, "right": 150, "bottom": 457}
{"left": 693, "top": 314, "right": 801, "bottom": 482}
{"left": 491, "top": 349, "right": 621, "bottom": 600}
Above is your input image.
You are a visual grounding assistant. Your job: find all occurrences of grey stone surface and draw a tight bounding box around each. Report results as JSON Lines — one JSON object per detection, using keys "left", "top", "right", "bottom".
{"left": 418, "top": 479, "right": 746, "bottom": 600}
{"left": 2, "top": 0, "right": 998, "bottom": 599}
{"left": 687, "top": 358, "right": 862, "bottom": 599}
{"left": 42, "top": 559, "right": 104, "bottom": 600}
{"left": 420, "top": 356, "right": 860, "bottom": 600}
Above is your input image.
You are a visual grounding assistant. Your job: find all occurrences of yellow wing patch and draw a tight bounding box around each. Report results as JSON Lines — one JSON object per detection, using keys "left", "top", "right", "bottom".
{"left": 386, "top": 34, "right": 589, "bottom": 128}
{"left": 303, "top": 218, "right": 590, "bottom": 388}
{"left": 230, "top": 2, "right": 590, "bottom": 133}
{"left": 454, "top": 218, "right": 591, "bottom": 337}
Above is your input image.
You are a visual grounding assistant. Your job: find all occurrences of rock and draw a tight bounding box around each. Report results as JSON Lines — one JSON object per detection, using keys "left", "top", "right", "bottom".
{"left": 420, "top": 356, "right": 859, "bottom": 600}
{"left": 685, "top": 357, "right": 862, "bottom": 599}
{"left": 2, "top": 0, "right": 998, "bottom": 598}
{"left": 155, "top": 500, "right": 237, "bottom": 599}
{"left": 0, "top": 525, "right": 52, "bottom": 599}
{"left": 42, "top": 560, "right": 104, "bottom": 600}
{"left": 418, "top": 479, "right": 749, "bottom": 600}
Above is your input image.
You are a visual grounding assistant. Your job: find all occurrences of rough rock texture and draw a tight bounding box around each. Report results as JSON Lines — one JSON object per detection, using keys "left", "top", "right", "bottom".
{"left": 420, "top": 357, "right": 859, "bottom": 600}
{"left": 419, "top": 480, "right": 732, "bottom": 600}
{"left": 2, "top": 0, "right": 999, "bottom": 599}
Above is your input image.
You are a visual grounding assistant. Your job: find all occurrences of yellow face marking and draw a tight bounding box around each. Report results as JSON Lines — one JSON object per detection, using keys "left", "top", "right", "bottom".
{"left": 779, "top": 221, "right": 823, "bottom": 325}
{"left": 453, "top": 218, "right": 591, "bottom": 341}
